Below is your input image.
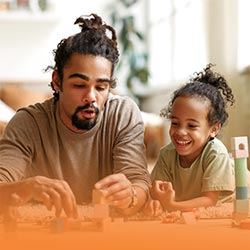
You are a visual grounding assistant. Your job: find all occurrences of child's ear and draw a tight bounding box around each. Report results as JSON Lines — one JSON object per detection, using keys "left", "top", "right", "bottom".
{"left": 210, "top": 123, "right": 221, "bottom": 138}
{"left": 52, "top": 70, "right": 61, "bottom": 92}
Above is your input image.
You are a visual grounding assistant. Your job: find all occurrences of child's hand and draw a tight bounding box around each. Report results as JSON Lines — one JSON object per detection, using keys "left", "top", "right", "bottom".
{"left": 151, "top": 180, "right": 170, "bottom": 199}
{"left": 151, "top": 181, "right": 176, "bottom": 211}
{"left": 142, "top": 199, "right": 164, "bottom": 217}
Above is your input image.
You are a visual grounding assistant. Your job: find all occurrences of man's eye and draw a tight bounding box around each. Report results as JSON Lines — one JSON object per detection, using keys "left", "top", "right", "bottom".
{"left": 171, "top": 122, "right": 178, "bottom": 126}
{"left": 74, "top": 84, "right": 85, "bottom": 88}
{"left": 96, "top": 86, "right": 108, "bottom": 91}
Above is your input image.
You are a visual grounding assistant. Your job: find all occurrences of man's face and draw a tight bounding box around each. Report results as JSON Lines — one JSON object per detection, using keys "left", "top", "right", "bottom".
{"left": 53, "top": 53, "right": 112, "bottom": 133}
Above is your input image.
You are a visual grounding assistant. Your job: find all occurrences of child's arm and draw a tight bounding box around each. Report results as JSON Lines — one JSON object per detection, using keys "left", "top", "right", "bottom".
{"left": 163, "top": 191, "right": 219, "bottom": 212}
{"left": 151, "top": 180, "right": 219, "bottom": 212}
{"left": 142, "top": 198, "right": 164, "bottom": 217}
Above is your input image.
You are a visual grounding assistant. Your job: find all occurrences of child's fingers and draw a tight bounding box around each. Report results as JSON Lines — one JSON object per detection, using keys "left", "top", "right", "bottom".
{"left": 143, "top": 200, "right": 155, "bottom": 216}
{"left": 159, "top": 181, "right": 172, "bottom": 191}
{"left": 153, "top": 200, "right": 164, "bottom": 216}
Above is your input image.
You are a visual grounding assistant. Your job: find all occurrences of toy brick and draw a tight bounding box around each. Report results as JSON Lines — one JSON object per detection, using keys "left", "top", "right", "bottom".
{"left": 50, "top": 217, "right": 65, "bottom": 233}
{"left": 3, "top": 206, "right": 18, "bottom": 232}
{"left": 234, "top": 158, "right": 248, "bottom": 186}
{"left": 239, "top": 219, "right": 250, "bottom": 229}
{"left": 81, "top": 220, "right": 104, "bottom": 232}
{"left": 92, "top": 189, "right": 108, "bottom": 204}
{"left": 231, "top": 136, "right": 249, "bottom": 158}
{"left": 81, "top": 217, "right": 112, "bottom": 232}
{"left": 232, "top": 150, "right": 249, "bottom": 158}
{"left": 179, "top": 211, "right": 197, "bottom": 224}
{"left": 66, "top": 218, "right": 82, "bottom": 230}
{"left": 93, "top": 204, "right": 109, "bottom": 219}
{"left": 232, "top": 211, "right": 249, "bottom": 226}
{"left": 234, "top": 199, "right": 249, "bottom": 214}
{"left": 236, "top": 187, "right": 249, "bottom": 199}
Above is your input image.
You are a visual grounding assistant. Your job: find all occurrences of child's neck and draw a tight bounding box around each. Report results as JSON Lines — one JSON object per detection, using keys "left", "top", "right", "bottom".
{"left": 179, "top": 156, "right": 193, "bottom": 168}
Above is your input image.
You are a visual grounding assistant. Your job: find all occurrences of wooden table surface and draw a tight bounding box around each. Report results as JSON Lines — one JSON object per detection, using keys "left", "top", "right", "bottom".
{"left": 1, "top": 218, "right": 250, "bottom": 250}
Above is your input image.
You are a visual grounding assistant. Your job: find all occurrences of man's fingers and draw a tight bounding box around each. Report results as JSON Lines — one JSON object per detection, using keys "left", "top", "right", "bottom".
{"left": 95, "top": 173, "right": 126, "bottom": 189}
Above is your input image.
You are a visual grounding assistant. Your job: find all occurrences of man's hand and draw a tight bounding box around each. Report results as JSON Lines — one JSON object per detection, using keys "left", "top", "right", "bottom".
{"left": 94, "top": 173, "right": 133, "bottom": 209}
{"left": 0, "top": 176, "right": 78, "bottom": 218}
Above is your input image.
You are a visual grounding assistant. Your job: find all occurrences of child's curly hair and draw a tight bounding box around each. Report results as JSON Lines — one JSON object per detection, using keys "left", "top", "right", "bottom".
{"left": 161, "top": 63, "right": 235, "bottom": 127}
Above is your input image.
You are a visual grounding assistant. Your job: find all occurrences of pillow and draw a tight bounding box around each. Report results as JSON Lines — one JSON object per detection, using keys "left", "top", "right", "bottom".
{"left": 0, "top": 84, "right": 51, "bottom": 111}
{"left": 0, "top": 99, "right": 15, "bottom": 122}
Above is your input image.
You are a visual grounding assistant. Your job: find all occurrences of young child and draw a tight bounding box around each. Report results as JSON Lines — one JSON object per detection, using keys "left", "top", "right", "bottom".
{"left": 144, "top": 64, "right": 235, "bottom": 215}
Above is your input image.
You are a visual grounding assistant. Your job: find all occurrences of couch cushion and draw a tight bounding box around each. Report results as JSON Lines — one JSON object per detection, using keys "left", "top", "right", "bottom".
{"left": 0, "top": 84, "right": 51, "bottom": 111}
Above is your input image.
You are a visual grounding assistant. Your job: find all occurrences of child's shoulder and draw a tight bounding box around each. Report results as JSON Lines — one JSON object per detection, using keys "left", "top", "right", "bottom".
{"left": 204, "top": 137, "right": 229, "bottom": 155}
{"left": 160, "top": 142, "right": 176, "bottom": 155}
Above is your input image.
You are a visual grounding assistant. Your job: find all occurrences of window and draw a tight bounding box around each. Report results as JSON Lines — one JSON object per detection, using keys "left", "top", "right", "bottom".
{"left": 147, "top": 0, "right": 207, "bottom": 88}
{"left": 237, "top": 0, "right": 250, "bottom": 71}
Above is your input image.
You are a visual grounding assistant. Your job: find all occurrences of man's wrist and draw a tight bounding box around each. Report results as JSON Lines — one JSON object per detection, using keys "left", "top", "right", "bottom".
{"left": 127, "top": 186, "right": 138, "bottom": 209}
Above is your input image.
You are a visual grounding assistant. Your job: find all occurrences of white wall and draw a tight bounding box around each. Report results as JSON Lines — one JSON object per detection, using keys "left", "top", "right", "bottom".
{"left": 0, "top": 0, "right": 111, "bottom": 89}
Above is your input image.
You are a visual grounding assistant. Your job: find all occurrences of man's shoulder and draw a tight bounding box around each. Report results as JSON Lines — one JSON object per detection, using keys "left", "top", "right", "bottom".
{"left": 108, "top": 93, "right": 137, "bottom": 104}
{"left": 106, "top": 93, "right": 140, "bottom": 112}
{"left": 14, "top": 98, "right": 56, "bottom": 125}
{"left": 17, "top": 98, "right": 55, "bottom": 115}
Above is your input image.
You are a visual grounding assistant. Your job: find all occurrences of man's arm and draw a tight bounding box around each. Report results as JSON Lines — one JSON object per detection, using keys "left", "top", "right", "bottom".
{"left": 0, "top": 177, "right": 78, "bottom": 218}
{"left": 94, "top": 173, "right": 149, "bottom": 215}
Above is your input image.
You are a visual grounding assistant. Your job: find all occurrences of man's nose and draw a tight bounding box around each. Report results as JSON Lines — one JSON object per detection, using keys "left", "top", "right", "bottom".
{"left": 83, "top": 88, "right": 96, "bottom": 103}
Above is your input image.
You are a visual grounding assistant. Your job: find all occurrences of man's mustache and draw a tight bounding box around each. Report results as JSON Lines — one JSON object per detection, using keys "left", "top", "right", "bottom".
{"left": 75, "top": 104, "right": 99, "bottom": 114}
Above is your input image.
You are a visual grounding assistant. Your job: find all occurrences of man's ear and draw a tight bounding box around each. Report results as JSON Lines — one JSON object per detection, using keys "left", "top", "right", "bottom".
{"left": 52, "top": 71, "right": 61, "bottom": 92}
{"left": 210, "top": 123, "right": 221, "bottom": 138}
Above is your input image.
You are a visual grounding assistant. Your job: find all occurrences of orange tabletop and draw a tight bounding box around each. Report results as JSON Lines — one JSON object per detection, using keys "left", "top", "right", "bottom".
{"left": 1, "top": 218, "right": 250, "bottom": 250}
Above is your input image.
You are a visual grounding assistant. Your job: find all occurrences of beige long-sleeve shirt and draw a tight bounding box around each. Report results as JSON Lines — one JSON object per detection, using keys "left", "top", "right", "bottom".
{"left": 0, "top": 94, "right": 151, "bottom": 203}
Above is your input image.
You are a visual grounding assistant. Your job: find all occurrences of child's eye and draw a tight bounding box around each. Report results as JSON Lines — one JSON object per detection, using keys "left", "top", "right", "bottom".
{"left": 188, "top": 124, "right": 198, "bottom": 128}
{"left": 171, "top": 121, "right": 178, "bottom": 126}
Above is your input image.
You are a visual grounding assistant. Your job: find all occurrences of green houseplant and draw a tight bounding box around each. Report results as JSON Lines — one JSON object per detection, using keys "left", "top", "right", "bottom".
{"left": 107, "top": 0, "right": 150, "bottom": 98}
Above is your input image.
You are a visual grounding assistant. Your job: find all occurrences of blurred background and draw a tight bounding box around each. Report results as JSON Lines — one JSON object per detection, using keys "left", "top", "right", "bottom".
{"left": 0, "top": 0, "right": 249, "bottom": 160}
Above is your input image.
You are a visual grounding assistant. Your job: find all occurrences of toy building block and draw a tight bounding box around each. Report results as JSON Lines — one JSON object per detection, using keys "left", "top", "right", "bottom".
{"left": 87, "top": 188, "right": 111, "bottom": 232}
{"left": 66, "top": 218, "right": 82, "bottom": 230}
{"left": 92, "top": 189, "right": 110, "bottom": 219}
{"left": 231, "top": 136, "right": 249, "bottom": 158}
{"left": 234, "top": 199, "right": 249, "bottom": 214}
{"left": 239, "top": 219, "right": 250, "bottom": 229}
{"left": 50, "top": 217, "right": 66, "bottom": 233}
{"left": 50, "top": 217, "right": 82, "bottom": 233}
{"left": 93, "top": 204, "right": 110, "bottom": 219}
{"left": 92, "top": 189, "right": 108, "bottom": 204}
{"left": 3, "top": 205, "right": 18, "bottom": 232}
{"left": 236, "top": 186, "right": 248, "bottom": 199}
{"left": 231, "top": 136, "right": 249, "bottom": 224}
{"left": 3, "top": 192, "right": 22, "bottom": 232}
{"left": 179, "top": 211, "right": 197, "bottom": 225}
{"left": 234, "top": 158, "right": 248, "bottom": 187}
{"left": 232, "top": 212, "right": 249, "bottom": 226}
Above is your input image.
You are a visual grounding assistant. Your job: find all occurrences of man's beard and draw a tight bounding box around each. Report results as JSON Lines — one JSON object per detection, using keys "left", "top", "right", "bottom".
{"left": 72, "top": 104, "right": 99, "bottom": 130}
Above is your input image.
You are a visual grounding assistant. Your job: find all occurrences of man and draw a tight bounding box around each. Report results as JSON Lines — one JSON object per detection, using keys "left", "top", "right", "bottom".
{"left": 0, "top": 14, "right": 151, "bottom": 217}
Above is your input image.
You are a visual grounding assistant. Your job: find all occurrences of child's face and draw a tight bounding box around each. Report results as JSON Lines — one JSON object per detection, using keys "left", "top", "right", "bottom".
{"left": 169, "top": 96, "right": 218, "bottom": 166}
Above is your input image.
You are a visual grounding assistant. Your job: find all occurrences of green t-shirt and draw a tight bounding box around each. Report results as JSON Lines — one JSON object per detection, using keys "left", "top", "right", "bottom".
{"left": 151, "top": 138, "right": 235, "bottom": 202}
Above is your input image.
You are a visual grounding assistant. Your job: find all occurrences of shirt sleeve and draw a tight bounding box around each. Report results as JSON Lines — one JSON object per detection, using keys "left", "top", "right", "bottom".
{"left": 151, "top": 148, "right": 172, "bottom": 182}
{"left": 202, "top": 150, "right": 235, "bottom": 195}
{"left": 0, "top": 110, "right": 36, "bottom": 182}
{"left": 111, "top": 97, "right": 151, "bottom": 192}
